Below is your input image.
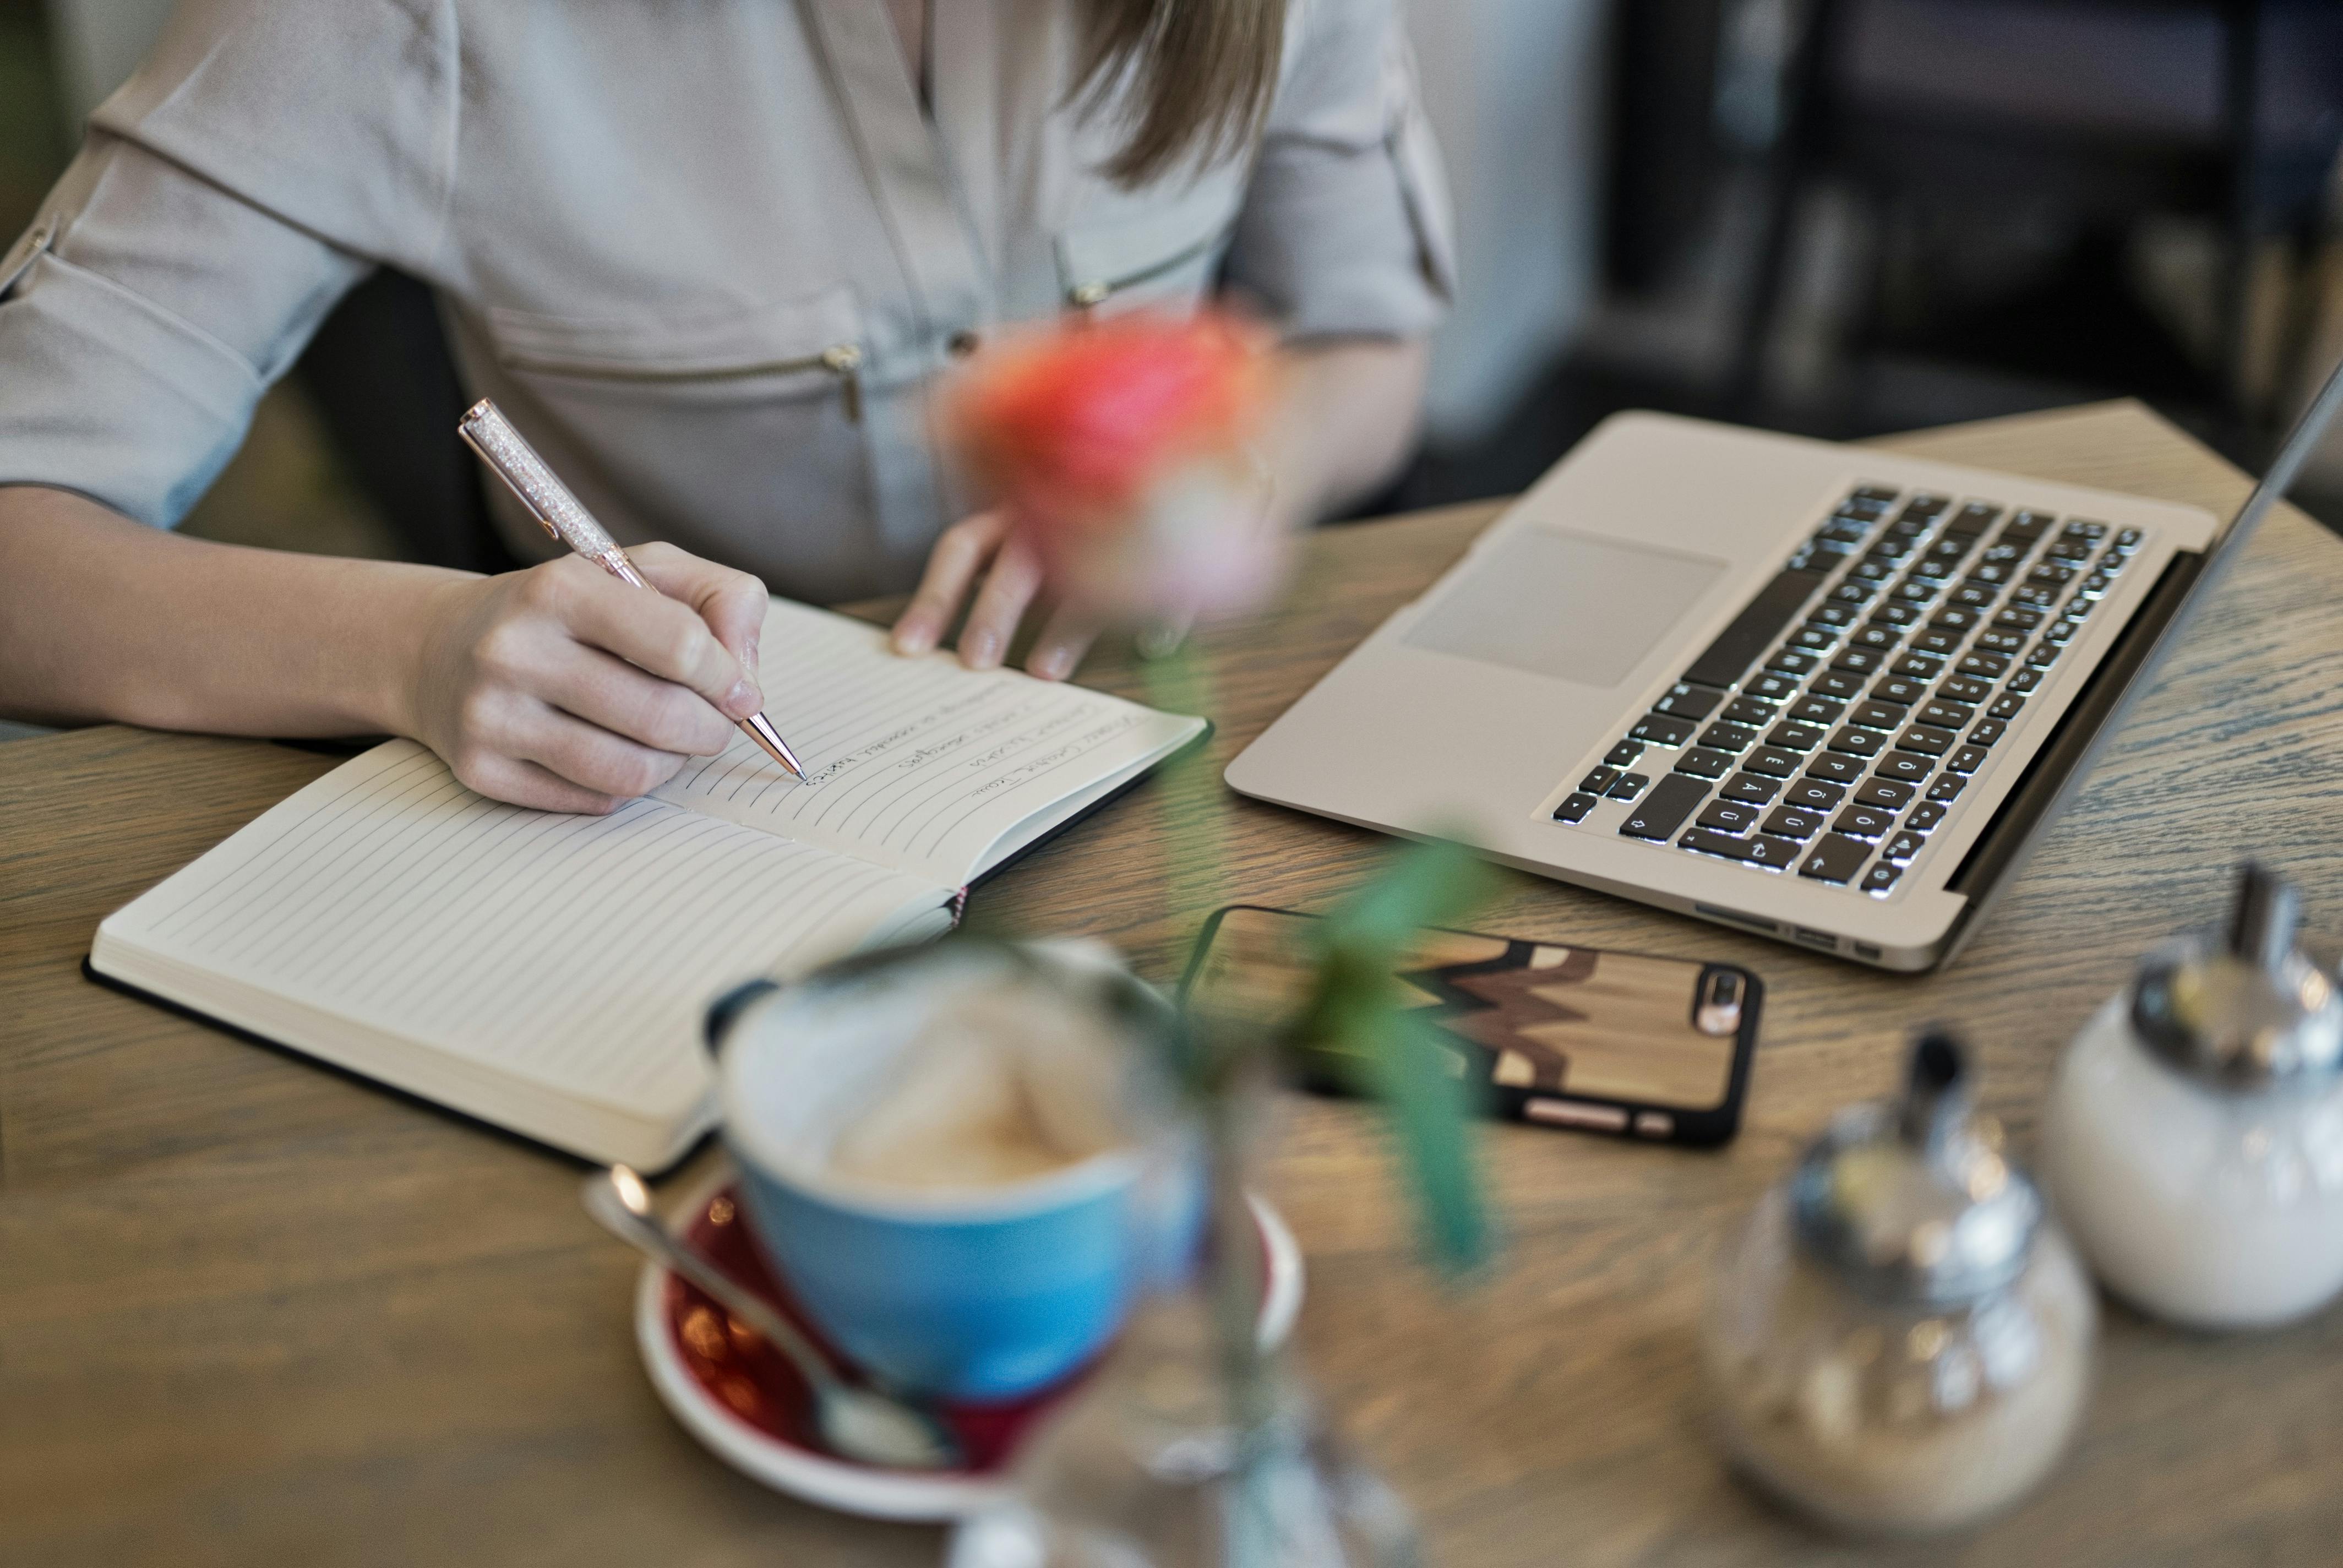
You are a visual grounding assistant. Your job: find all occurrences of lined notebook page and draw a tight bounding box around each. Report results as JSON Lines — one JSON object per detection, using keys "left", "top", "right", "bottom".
{"left": 101, "top": 741, "right": 946, "bottom": 1124}
{"left": 653, "top": 601, "right": 1203, "bottom": 886}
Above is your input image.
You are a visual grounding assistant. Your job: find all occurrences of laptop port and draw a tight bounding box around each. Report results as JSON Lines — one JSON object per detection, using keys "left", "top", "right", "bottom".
{"left": 1793, "top": 927, "right": 1839, "bottom": 950}
{"left": 1854, "top": 941, "right": 1883, "bottom": 961}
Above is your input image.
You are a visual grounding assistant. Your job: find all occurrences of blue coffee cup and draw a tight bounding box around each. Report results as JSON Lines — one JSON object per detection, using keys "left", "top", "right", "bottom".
{"left": 704, "top": 941, "right": 1198, "bottom": 1402}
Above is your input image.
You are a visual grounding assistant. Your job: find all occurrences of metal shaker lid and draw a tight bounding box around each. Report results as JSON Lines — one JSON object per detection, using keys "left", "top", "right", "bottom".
{"left": 1790, "top": 1031, "right": 2041, "bottom": 1307}
{"left": 2132, "top": 863, "right": 2343, "bottom": 1091}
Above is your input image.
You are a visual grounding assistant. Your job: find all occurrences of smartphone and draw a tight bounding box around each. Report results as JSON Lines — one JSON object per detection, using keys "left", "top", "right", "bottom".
{"left": 1181, "top": 905, "right": 1762, "bottom": 1147}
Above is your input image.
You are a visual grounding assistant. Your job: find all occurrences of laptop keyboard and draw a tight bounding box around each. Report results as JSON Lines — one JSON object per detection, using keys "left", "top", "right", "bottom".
{"left": 1550, "top": 486, "right": 2144, "bottom": 896}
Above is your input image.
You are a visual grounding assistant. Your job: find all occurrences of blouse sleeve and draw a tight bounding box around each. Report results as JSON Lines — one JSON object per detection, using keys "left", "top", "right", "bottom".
{"left": 0, "top": 0, "right": 457, "bottom": 527}
{"left": 1219, "top": 0, "right": 1459, "bottom": 342}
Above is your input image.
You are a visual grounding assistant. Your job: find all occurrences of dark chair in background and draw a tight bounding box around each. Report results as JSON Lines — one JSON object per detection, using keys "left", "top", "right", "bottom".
{"left": 1730, "top": 0, "right": 2343, "bottom": 446}
{"left": 293, "top": 269, "right": 516, "bottom": 574}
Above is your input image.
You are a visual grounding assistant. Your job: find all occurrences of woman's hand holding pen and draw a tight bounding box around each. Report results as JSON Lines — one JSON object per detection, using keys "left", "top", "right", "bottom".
{"left": 403, "top": 542, "right": 770, "bottom": 815}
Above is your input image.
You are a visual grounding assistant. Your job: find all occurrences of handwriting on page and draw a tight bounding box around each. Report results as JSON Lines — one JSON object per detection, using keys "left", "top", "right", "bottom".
{"left": 117, "top": 741, "right": 943, "bottom": 1112}
{"left": 653, "top": 602, "right": 1189, "bottom": 883}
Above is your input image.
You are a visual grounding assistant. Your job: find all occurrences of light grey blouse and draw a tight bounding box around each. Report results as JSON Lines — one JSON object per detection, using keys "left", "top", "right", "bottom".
{"left": 0, "top": 0, "right": 1455, "bottom": 603}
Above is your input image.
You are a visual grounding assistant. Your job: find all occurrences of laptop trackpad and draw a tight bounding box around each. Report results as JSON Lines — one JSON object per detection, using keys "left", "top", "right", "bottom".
{"left": 1404, "top": 530, "right": 1729, "bottom": 688}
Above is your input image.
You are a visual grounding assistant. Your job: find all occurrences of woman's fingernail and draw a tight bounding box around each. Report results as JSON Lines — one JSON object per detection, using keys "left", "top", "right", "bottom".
{"left": 744, "top": 638, "right": 760, "bottom": 672}
{"left": 1031, "top": 646, "right": 1071, "bottom": 680}
{"left": 964, "top": 630, "right": 1000, "bottom": 668}
{"left": 724, "top": 677, "right": 760, "bottom": 716}
{"left": 893, "top": 623, "right": 933, "bottom": 656}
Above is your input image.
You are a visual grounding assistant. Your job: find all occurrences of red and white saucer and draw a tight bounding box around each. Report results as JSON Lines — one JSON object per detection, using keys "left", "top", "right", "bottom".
{"left": 634, "top": 1168, "right": 1304, "bottom": 1521}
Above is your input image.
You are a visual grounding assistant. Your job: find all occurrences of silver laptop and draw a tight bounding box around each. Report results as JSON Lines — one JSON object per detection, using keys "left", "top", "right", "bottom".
{"left": 1228, "top": 365, "right": 2343, "bottom": 971}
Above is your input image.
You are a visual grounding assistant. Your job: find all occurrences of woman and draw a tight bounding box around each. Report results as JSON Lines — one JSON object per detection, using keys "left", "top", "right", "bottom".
{"left": 0, "top": 0, "right": 1451, "bottom": 813}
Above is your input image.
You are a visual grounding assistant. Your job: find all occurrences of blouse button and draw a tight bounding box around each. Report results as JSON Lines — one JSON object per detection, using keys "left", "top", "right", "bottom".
{"left": 947, "top": 329, "right": 981, "bottom": 358}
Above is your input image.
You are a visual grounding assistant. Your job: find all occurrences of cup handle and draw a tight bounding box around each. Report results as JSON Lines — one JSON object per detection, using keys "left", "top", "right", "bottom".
{"left": 702, "top": 978, "right": 781, "bottom": 1059}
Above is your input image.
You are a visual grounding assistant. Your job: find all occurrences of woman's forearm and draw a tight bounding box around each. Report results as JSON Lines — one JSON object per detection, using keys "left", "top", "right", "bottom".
{"left": 0, "top": 484, "right": 460, "bottom": 736}
{"left": 1268, "top": 336, "right": 1431, "bottom": 524}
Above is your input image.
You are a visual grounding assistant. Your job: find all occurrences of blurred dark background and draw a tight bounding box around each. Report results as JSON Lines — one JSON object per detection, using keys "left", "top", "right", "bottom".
{"left": 4, "top": 0, "right": 2341, "bottom": 567}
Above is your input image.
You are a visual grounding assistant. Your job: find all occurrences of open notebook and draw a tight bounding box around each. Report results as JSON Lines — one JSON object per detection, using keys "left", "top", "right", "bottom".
{"left": 91, "top": 600, "right": 1205, "bottom": 1169}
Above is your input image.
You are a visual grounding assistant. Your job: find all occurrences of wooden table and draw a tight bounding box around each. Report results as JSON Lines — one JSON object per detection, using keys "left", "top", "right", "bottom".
{"left": 5, "top": 402, "right": 2341, "bottom": 1567}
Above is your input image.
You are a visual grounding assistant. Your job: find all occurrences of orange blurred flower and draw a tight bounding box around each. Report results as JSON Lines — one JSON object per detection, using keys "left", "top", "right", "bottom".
{"left": 945, "top": 312, "right": 1288, "bottom": 621}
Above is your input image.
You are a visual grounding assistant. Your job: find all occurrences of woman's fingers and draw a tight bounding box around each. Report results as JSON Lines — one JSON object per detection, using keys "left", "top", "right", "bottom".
{"left": 893, "top": 510, "right": 1009, "bottom": 656}
{"left": 454, "top": 749, "right": 626, "bottom": 816}
{"left": 506, "top": 698, "right": 693, "bottom": 802}
{"left": 526, "top": 557, "right": 761, "bottom": 721}
{"left": 959, "top": 537, "right": 1044, "bottom": 671}
{"left": 531, "top": 639, "right": 738, "bottom": 756}
{"left": 627, "top": 541, "right": 771, "bottom": 670}
{"left": 1026, "top": 601, "right": 1105, "bottom": 681}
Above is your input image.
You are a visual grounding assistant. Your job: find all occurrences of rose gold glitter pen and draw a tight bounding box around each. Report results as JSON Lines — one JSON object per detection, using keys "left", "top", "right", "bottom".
{"left": 456, "top": 398, "right": 806, "bottom": 781}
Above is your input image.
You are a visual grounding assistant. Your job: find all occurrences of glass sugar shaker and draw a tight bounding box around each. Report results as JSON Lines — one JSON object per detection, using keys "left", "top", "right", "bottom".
{"left": 1704, "top": 1031, "right": 2096, "bottom": 1536}
{"left": 2041, "top": 862, "right": 2343, "bottom": 1329}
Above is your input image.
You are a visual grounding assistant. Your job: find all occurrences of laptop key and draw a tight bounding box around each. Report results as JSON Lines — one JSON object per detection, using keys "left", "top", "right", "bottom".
{"left": 1720, "top": 772, "right": 1783, "bottom": 805}
{"left": 1831, "top": 580, "right": 1878, "bottom": 603}
{"left": 1893, "top": 653, "right": 1946, "bottom": 680}
{"left": 1949, "top": 582, "right": 2001, "bottom": 609}
{"left": 1620, "top": 775, "right": 1710, "bottom": 841}
{"left": 1762, "top": 805, "right": 1827, "bottom": 839}
{"left": 1911, "top": 630, "right": 1962, "bottom": 656}
{"left": 1926, "top": 772, "right": 1969, "bottom": 803}
{"left": 1872, "top": 675, "right": 1928, "bottom": 706}
{"left": 1849, "top": 700, "right": 1909, "bottom": 731}
{"left": 1741, "top": 834, "right": 1800, "bottom": 869}
{"left": 1882, "top": 830, "right": 1926, "bottom": 863}
{"left": 1893, "top": 580, "right": 1941, "bottom": 603}
{"left": 1784, "top": 777, "right": 1848, "bottom": 810}
{"left": 1947, "top": 746, "right": 1989, "bottom": 775}
{"left": 1675, "top": 747, "right": 1734, "bottom": 779}
{"left": 1875, "top": 750, "right": 1936, "bottom": 785}
{"left": 1849, "top": 625, "right": 1901, "bottom": 652}
{"left": 1766, "top": 648, "right": 1821, "bottom": 676}
{"left": 1800, "top": 835, "right": 1873, "bottom": 885}
{"left": 1827, "top": 727, "right": 1884, "bottom": 758}
{"left": 1554, "top": 792, "right": 1599, "bottom": 824}
{"left": 1698, "top": 800, "right": 1763, "bottom": 834}
{"left": 1606, "top": 740, "right": 1645, "bottom": 767}
{"left": 2063, "top": 595, "right": 2096, "bottom": 619}
{"left": 2008, "top": 584, "right": 2058, "bottom": 607}
{"left": 1895, "top": 725, "right": 1955, "bottom": 756}
{"left": 1679, "top": 827, "right": 1753, "bottom": 862}
{"left": 1930, "top": 606, "right": 1981, "bottom": 632}
{"left": 2044, "top": 619, "right": 2079, "bottom": 644}
{"left": 1631, "top": 713, "right": 1698, "bottom": 746}
{"left": 1699, "top": 722, "right": 1760, "bottom": 753}
{"left": 1955, "top": 651, "right": 2010, "bottom": 678}
{"left": 2026, "top": 642, "right": 2063, "bottom": 668}
{"left": 1834, "top": 804, "right": 1897, "bottom": 840}
{"left": 1609, "top": 773, "right": 1652, "bottom": 801}
{"left": 2002, "top": 510, "right": 2053, "bottom": 542}
{"left": 1968, "top": 719, "right": 2006, "bottom": 746}
{"left": 1722, "top": 698, "right": 1779, "bottom": 726}
{"left": 1993, "top": 606, "right": 2044, "bottom": 630}
{"left": 1937, "top": 675, "right": 1992, "bottom": 704}
{"left": 1853, "top": 777, "right": 1916, "bottom": 810}
{"left": 1905, "top": 801, "right": 1947, "bottom": 831}
{"left": 1789, "top": 696, "right": 1845, "bottom": 725}
{"left": 1747, "top": 671, "right": 1801, "bottom": 702}
{"left": 1741, "top": 747, "right": 1801, "bottom": 778}
{"left": 1862, "top": 862, "right": 1904, "bottom": 895}
{"left": 1681, "top": 568, "right": 1833, "bottom": 689}
{"left": 2006, "top": 668, "right": 2043, "bottom": 693}
{"left": 1806, "top": 753, "right": 1866, "bottom": 785}
{"left": 1767, "top": 723, "right": 1825, "bottom": 752}
{"left": 1581, "top": 766, "right": 1622, "bottom": 795}
{"left": 1949, "top": 502, "right": 2002, "bottom": 535}
{"left": 1974, "top": 629, "right": 2025, "bottom": 655}
{"left": 1653, "top": 682, "right": 1728, "bottom": 718}
{"left": 1870, "top": 602, "right": 1922, "bottom": 626}
{"left": 1916, "top": 700, "right": 1974, "bottom": 729}
{"left": 1811, "top": 669, "right": 1867, "bottom": 699}
{"left": 1987, "top": 693, "right": 2026, "bottom": 721}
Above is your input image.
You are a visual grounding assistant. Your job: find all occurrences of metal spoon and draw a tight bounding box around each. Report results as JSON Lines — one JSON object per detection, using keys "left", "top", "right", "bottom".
{"left": 583, "top": 1165, "right": 965, "bottom": 1471}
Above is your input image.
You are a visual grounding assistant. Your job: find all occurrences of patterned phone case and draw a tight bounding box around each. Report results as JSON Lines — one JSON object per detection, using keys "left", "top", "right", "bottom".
{"left": 1180, "top": 905, "right": 1761, "bottom": 1146}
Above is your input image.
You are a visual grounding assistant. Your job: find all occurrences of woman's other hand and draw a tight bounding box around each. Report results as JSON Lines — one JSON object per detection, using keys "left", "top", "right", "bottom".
{"left": 404, "top": 542, "right": 770, "bottom": 813}
{"left": 889, "top": 508, "right": 1105, "bottom": 680}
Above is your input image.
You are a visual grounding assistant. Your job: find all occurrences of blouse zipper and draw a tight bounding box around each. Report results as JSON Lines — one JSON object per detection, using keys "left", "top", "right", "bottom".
{"left": 501, "top": 341, "right": 865, "bottom": 423}
{"left": 1065, "top": 228, "right": 1229, "bottom": 311}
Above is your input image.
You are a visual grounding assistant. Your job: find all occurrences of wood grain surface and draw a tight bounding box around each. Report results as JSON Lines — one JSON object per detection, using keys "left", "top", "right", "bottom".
{"left": 4, "top": 402, "right": 2340, "bottom": 1567}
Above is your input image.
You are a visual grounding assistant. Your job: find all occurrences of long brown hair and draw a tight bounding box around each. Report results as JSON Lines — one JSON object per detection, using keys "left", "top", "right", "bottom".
{"left": 1077, "top": 0, "right": 1288, "bottom": 186}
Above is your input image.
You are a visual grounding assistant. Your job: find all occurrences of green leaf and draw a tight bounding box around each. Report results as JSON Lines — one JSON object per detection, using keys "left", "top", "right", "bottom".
{"left": 1292, "top": 836, "right": 1497, "bottom": 1275}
